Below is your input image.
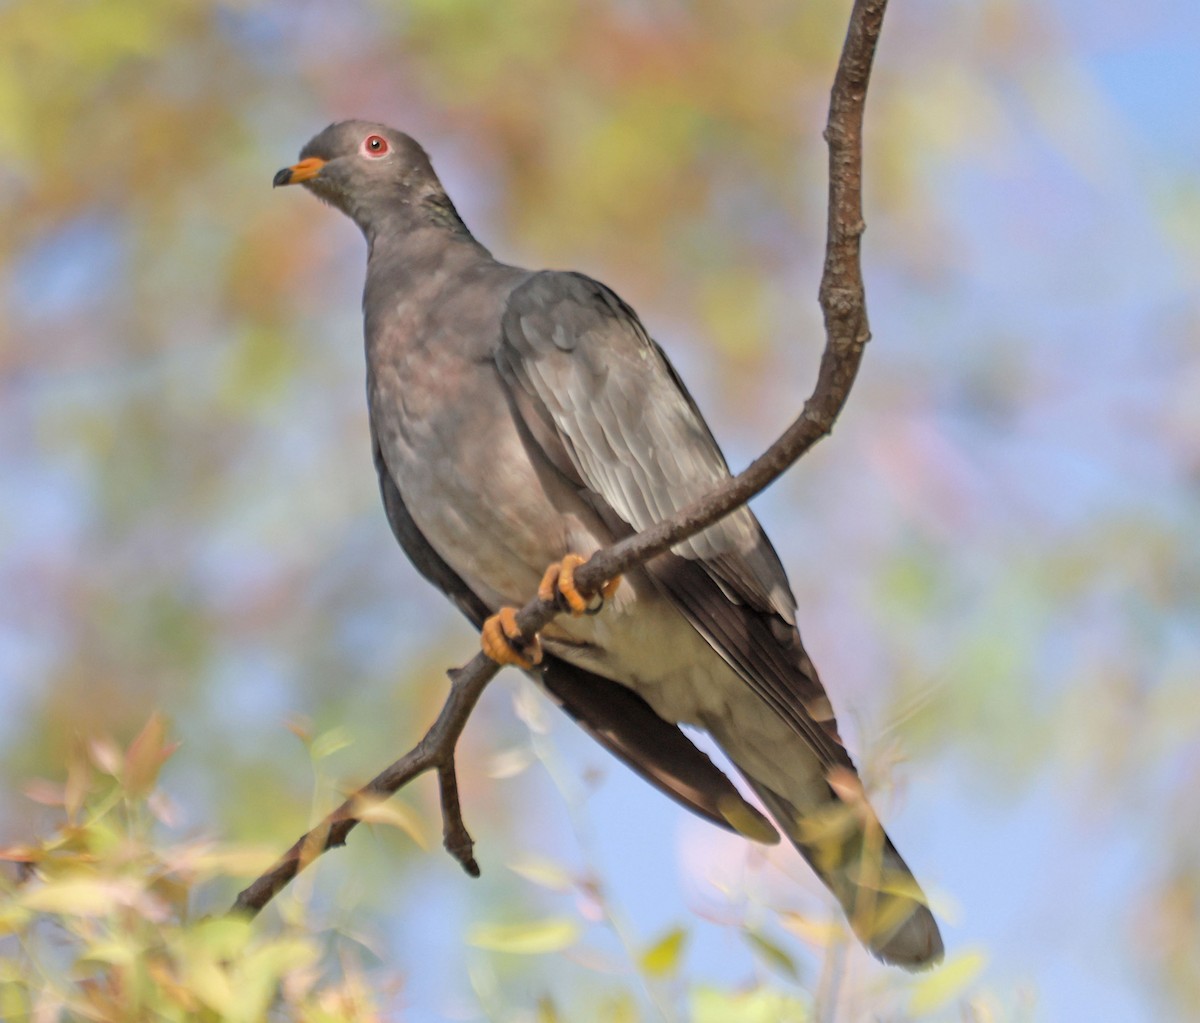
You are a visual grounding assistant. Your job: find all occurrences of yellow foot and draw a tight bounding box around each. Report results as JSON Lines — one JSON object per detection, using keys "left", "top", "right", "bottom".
{"left": 481, "top": 607, "right": 542, "bottom": 670}
{"left": 537, "top": 553, "right": 622, "bottom": 617}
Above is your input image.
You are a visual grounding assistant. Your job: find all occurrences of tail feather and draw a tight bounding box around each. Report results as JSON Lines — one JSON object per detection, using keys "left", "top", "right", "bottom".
{"left": 750, "top": 776, "right": 944, "bottom": 971}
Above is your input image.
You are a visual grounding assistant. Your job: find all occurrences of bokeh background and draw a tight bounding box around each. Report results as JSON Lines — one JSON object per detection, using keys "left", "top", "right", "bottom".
{"left": 3, "top": 0, "right": 1199, "bottom": 1019}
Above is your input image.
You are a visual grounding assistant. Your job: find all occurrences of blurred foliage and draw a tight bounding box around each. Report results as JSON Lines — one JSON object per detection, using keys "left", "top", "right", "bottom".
{"left": 1, "top": 717, "right": 996, "bottom": 1021}
{"left": 0, "top": 716, "right": 390, "bottom": 1020}
{"left": 2, "top": 0, "right": 1199, "bottom": 1019}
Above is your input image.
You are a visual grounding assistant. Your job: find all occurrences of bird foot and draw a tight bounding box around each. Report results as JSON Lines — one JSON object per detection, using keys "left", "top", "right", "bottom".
{"left": 481, "top": 607, "right": 542, "bottom": 670}
{"left": 538, "top": 554, "right": 621, "bottom": 617}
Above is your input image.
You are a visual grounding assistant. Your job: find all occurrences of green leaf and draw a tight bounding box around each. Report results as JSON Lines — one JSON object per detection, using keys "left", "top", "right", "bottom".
{"left": 234, "top": 939, "right": 321, "bottom": 1021}
{"left": 466, "top": 917, "right": 581, "bottom": 955}
{"left": 908, "top": 948, "right": 987, "bottom": 1014}
{"left": 0, "top": 983, "right": 29, "bottom": 1022}
{"left": 310, "top": 726, "right": 353, "bottom": 761}
{"left": 242, "top": 937, "right": 319, "bottom": 978}
{"left": 744, "top": 928, "right": 800, "bottom": 981}
{"left": 640, "top": 926, "right": 687, "bottom": 977}
{"left": 184, "top": 916, "right": 255, "bottom": 959}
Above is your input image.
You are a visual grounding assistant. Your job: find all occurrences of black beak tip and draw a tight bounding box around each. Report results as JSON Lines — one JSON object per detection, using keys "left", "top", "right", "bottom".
{"left": 272, "top": 167, "right": 293, "bottom": 188}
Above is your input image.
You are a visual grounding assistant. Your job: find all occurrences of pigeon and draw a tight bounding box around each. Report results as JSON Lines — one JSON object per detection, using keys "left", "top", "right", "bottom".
{"left": 274, "top": 120, "right": 943, "bottom": 969}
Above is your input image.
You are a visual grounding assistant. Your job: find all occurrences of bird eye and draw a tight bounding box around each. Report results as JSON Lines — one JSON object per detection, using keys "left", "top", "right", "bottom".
{"left": 362, "top": 134, "right": 389, "bottom": 158}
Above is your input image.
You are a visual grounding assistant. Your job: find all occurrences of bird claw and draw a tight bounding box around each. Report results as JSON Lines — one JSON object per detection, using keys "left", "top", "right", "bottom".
{"left": 481, "top": 607, "right": 542, "bottom": 670}
{"left": 538, "top": 554, "right": 621, "bottom": 617}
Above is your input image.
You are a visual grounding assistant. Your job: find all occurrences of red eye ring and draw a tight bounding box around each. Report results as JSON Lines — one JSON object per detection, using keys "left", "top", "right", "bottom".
{"left": 362, "top": 134, "right": 389, "bottom": 158}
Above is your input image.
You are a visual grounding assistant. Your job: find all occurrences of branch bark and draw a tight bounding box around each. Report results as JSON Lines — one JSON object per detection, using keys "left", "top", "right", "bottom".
{"left": 233, "top": 0, "right": 889, "bottom": 918}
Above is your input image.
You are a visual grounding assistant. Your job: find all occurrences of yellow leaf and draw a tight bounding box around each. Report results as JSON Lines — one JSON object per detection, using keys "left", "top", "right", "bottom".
{"left": 640, "top": 926, "right": 686, "bottom": 977}
{"left": 80, "top": 938, "right": 139, "bottom": 966}
{"left": 0, "top": 904, "right": 31, "bottom": 936}
{"left": 908, "top": 948, "right": 988, "bottom": 1014}
{"left": 466, "top": 917, "right": 581, "bottom": 955}
{"left": 187, "top": 843, "right": 280, "bottom": 879}
{"left": 182, "top": 954, "right": 235, "bottom": 1016}
{"left": 601, "top": 993, "right": 639, "bottom": 1023}
{"left": 21, "top": 877, "right": 126, "bottom": 916}
{"left": 0, "top": 983, "right": 29, "bottom": 1022}
{"left": 351, "top": 796, "right": 429, "bottom": 849}
{"left": 487, "top": 746, "right": 535, "bottom": 779}
{"left": 691, "top": 986, "right": 809, "bottom": 1023}
{"left": 507, "top": 856, "right": 574, "bottom": 892}
{"left": 780, "top": 911, "right": 842, "bottom": 950}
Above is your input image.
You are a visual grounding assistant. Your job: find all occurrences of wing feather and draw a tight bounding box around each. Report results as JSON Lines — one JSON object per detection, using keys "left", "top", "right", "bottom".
{"left": 368, "top": 417, "right": 776, "bottom": 836}
{"left": 497, "top": 271, "right": 851, "bottom": 770}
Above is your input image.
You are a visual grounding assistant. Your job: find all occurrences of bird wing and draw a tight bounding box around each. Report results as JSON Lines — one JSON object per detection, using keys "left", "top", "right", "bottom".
{"left": 369, "top": 420, "right": 777, "bottom": 840}
{"left": 496, "top": 270, "right": 853, "bottom": 771}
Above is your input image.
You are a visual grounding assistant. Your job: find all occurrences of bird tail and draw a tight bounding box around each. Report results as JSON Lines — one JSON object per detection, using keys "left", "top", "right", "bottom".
{"left": 748, "top": 769, "right": 944, "bottom": 971}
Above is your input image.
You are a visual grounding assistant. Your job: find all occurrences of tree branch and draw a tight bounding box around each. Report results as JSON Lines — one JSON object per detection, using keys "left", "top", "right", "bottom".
{"left": 233, "top": 0, "right": 889, "bottom": 918}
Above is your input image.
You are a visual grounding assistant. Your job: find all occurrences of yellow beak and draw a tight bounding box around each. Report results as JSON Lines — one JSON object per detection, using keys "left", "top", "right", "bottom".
{"left": 273, "top": 157, "right": 326, "bottom": 187}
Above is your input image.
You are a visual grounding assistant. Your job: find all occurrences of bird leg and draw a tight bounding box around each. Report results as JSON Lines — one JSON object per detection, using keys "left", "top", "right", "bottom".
{"left": 481, "top": 607, "right": 542, "bottom": 670}
{"left": 538, "top": 553, "right": 622, "bottom": 617}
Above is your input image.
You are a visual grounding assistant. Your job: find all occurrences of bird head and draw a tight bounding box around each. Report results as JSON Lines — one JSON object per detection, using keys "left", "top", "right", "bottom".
{"left": 273, "top": 121, "right": 448, "bottom": 235}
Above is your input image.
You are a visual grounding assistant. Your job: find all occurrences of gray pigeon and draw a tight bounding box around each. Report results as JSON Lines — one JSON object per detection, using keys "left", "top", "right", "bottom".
{"left": 274, "top": 121, "right": 943, "bottom": 969}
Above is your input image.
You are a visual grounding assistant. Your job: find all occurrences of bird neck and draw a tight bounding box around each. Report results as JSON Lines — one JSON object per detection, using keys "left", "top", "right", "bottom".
{"left": 360, "top": 189, "right": 478, "bottom": 252}
{"left": 419, "top": 192, "right": 473, "bottom": 237}
{"left": 362, "top": 207, "right": 496, "bottom": 322}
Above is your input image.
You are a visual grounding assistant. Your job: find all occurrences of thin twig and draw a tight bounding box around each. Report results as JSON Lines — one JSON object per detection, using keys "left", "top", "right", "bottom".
{"left": 437, "top": 759, "right": 478, "bottom": 876}
{"left": 232, "top": 0, "right": 889, "bottom": 918}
